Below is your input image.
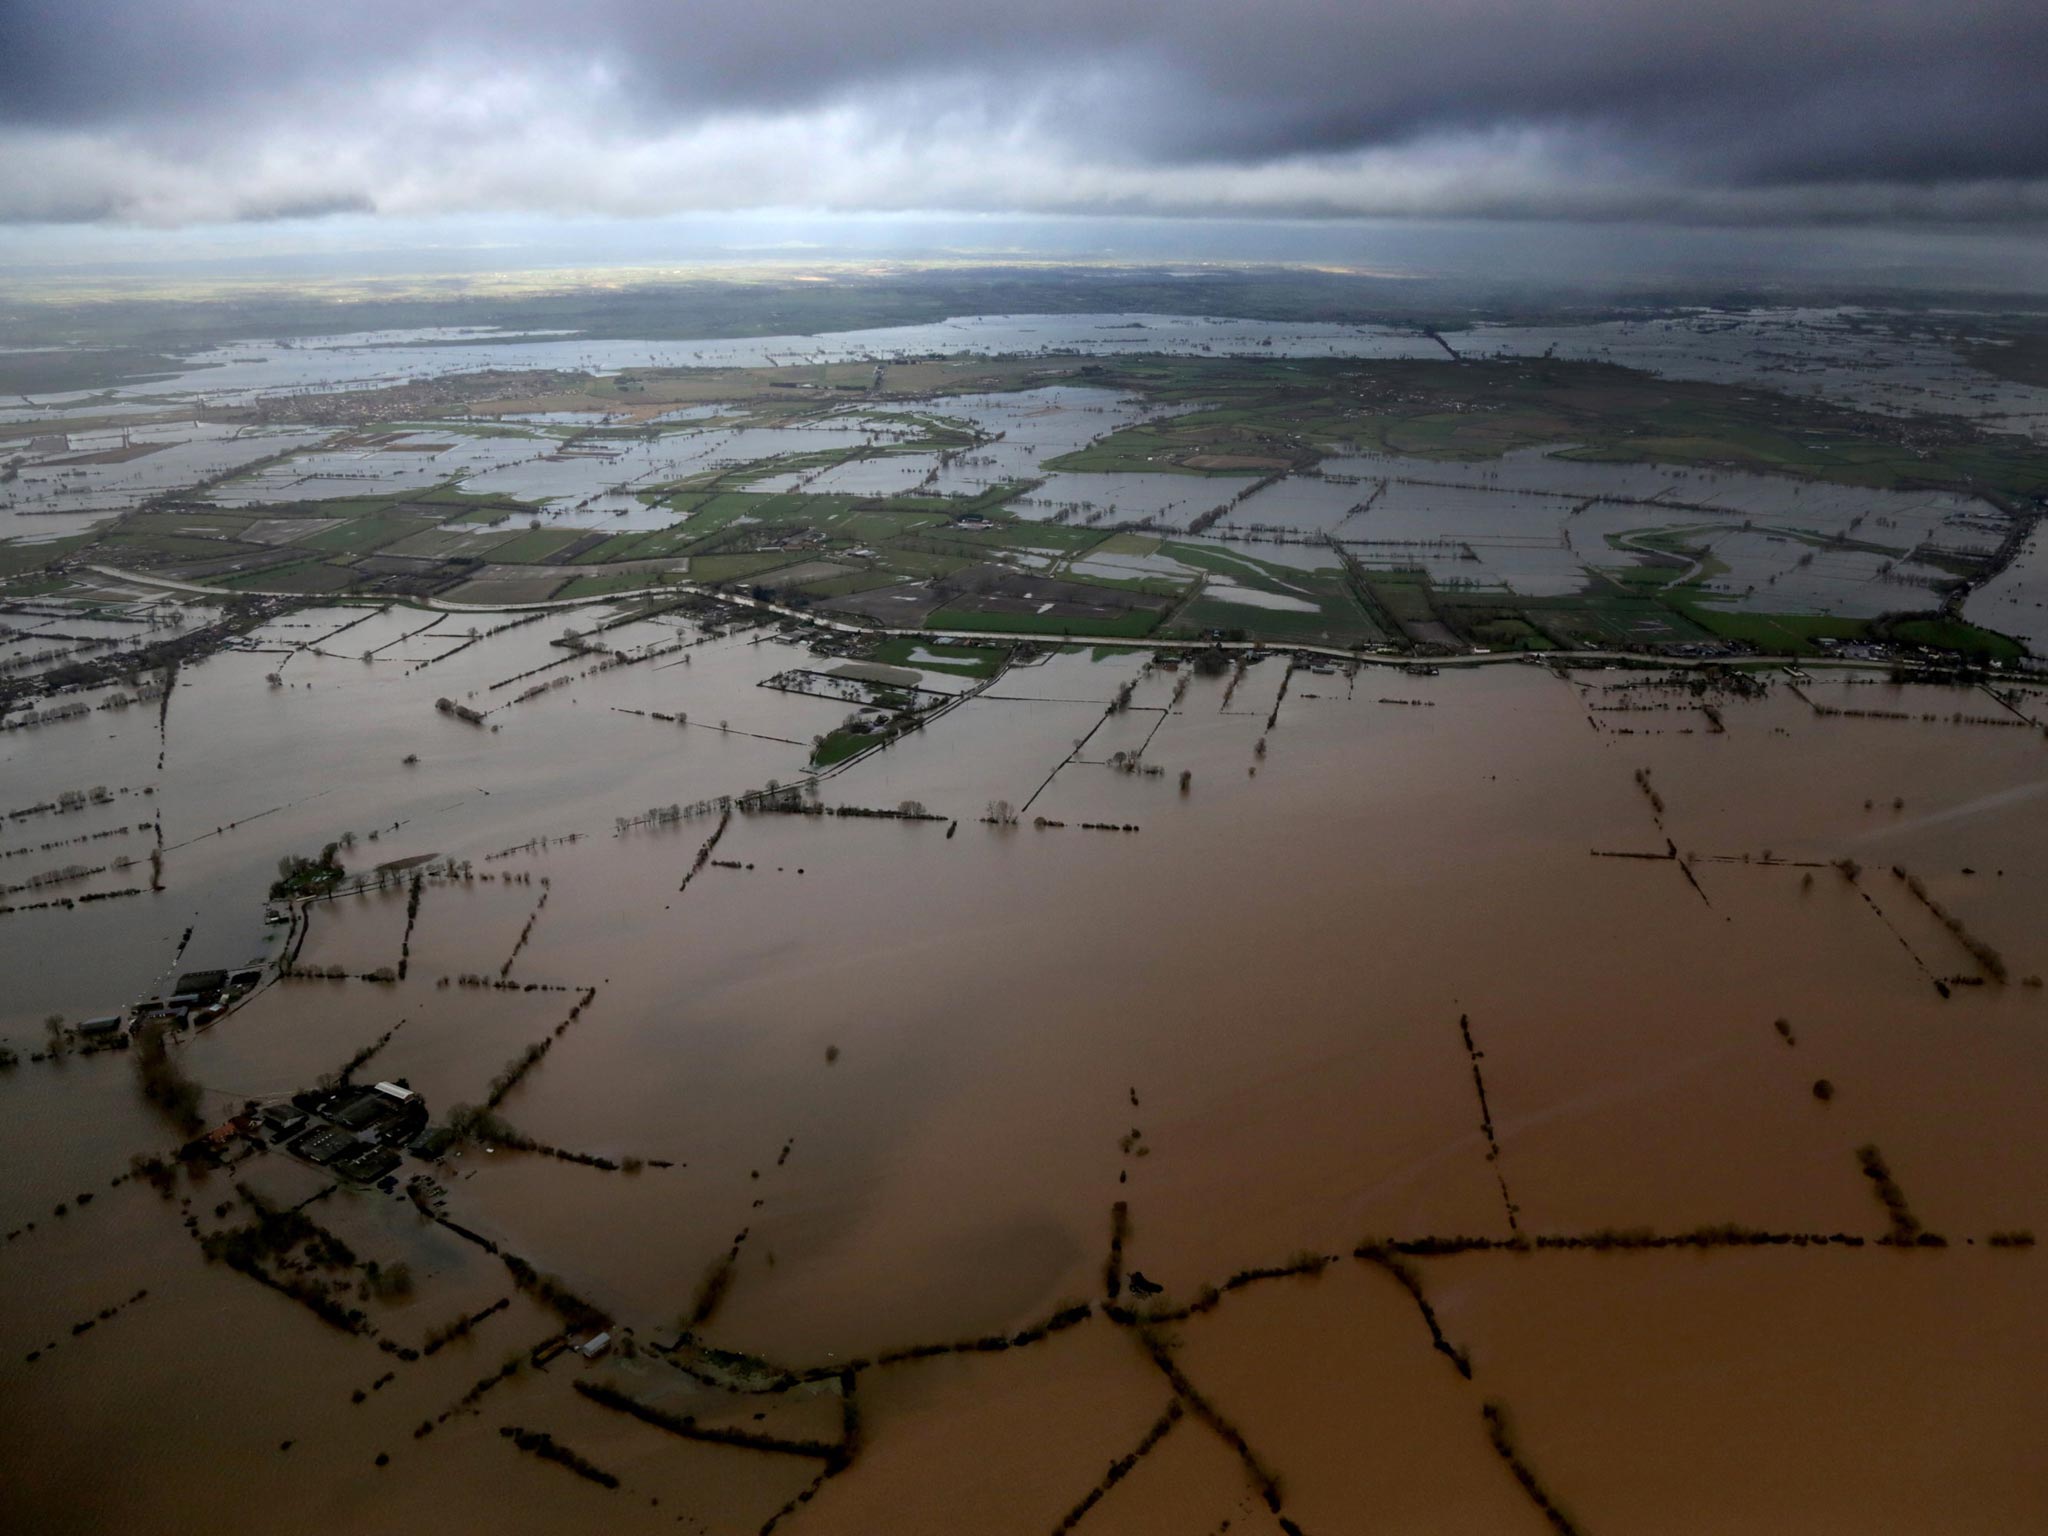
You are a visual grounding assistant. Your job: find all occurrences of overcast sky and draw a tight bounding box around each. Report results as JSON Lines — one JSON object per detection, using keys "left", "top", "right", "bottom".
{"left": 2, "top": 0, "right": 2043, "bottom": 237}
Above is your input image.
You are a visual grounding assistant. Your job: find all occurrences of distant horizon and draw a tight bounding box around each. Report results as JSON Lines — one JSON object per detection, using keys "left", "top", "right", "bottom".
{"left": 5, "top": 214, "right": 2048, "bottom": 305}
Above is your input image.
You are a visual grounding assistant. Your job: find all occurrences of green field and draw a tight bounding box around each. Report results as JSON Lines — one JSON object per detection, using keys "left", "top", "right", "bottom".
{"left": 11, "top": 345, "right": 2039, "bottom": 665}
{"left": 868, "top": 637, "right": 1007, "bottom": 678}
{"left": 551, "top": 570, "right": 680, "bottom": 600}
{"left": 926, "top": 603, "right": 1164, "bottom": 639}
{"left": 0, "top": 533, "right": 92, "bottom": 577}
{"left": 789, "top": 569, "right": 903, "bottom": 600}
{"left": 809, "top": 726, "right": 889, "bottom": 767}
{"left": 218, "top": 559, "right": 359, "bottom": 594}
{"left": 1882, "top": 616, "right": 2026, "bottom": 661}
{"left": 1045, "top": 356, "right": 2048, "bottom": 499}
{"left": 487, "top": 529, "right": 591, "bottom": 563}
{"left": 691, "top": 551, "right": 807, "bottom": 584}
{"left": 380, "top": 526, "right": 519, "bottom": 561}
{"left": 296, "top": 515, "right": 439, "bottom": 555}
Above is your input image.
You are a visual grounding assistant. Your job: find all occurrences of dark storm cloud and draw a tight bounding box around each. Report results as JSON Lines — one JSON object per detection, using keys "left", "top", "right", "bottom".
{"left": 1, "top": 0, "right": 2043, "bottom": 224}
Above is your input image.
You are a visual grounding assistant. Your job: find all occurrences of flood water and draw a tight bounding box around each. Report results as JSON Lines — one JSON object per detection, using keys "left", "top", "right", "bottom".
{"left": 3, "top": 602, "right": 2045, "bottom": 1532}
{"left": 14, "top": 308, "right": 2048, "bottom": 443}
{"left": 8, "top": 310, "right": 2044, "bottom": 656}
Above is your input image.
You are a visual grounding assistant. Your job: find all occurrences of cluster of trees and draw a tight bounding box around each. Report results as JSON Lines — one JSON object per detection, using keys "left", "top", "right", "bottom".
{"left": 1857, "top": 1144, "right": 1936, "bottom": 1244}
{"left": 869, "top": 1304, "right": 1095, "bottom": 1370}
{"left": 1382, "top": 1226, "right": 1881, "bottom": 1256}
{"left": 0, "top": 883, "right": 145, "bottom": 917}
{"left": 473, "top": 987, "right": 596, "bottom": 1110}
{"left": 1106, "top": 751, "right": 1165, "bottom": 778}
{"left": 1633, "top": 767, "right": 1665, "bottom": 816}
{"left": 441, "top": 974, "right": 573, "bottom": 992}
{"left": 575, "top": 1380, "right": 844, "bottom": 1465}
{"left": 1115, "top": 1250, "right": 1338, "bottom": 1329}
{"left": 1218, "top": 656, "right": 1251, "bottom": 707}
{"left": 391, "top": 873, "right": 423, "bottom": 979}
{"left": 1139, "top": 1333, "right": 1284, "bottom": 1515}
{"left": 278, "top": 962, "right": 358, "bottom": 981}
{"left": 1353, "top": 1245, "right": 1472, "bottom": 1378}
{"left": 483, "top": 1043, "right": 549, "bottom": 1110}
{"left": 132, "top": 1018, "right": 202, "bottom": 1133}
{"left": 197, "top": 1199, "right": 372, "bottom": 1336}
{"left": 1052, "top": 1401, "right": 1185, "bottom": 1534}
{"left": 663, "top": 1296, "right": 1096, "bottom": 1402}
{"left": 0, "top": 701, "right": 91, "bottom": 731}
{"left": 1482, "top": 1401, "right": 1582, "bottom": 1536}
{"left": 22, "top": 1287, "right": 150, "bottom": 1364}
{"left": 6, "top": 785, "right": 141, "bottom": 822}
{"left": 448, "top": 1355, "right": 522, "bottom": 1417}
{"left": 432, "top": 696, "right": 487, "bottom": 727}
{"left": 360, "top": 1261, "right": 414, "bottom": 1301}
{"left": 270, "top": 842, "right": 345, "bottom": 900}
{"left": 126, "top": 1152, "right": 177, "bottom": 1194}
{"left": 4, "top": 861, "right": 96, "bottom": 894}
{"left": 762, "top": 799, "right": 944, "bottom": 822}
{"left": 328, "top": 1022, "right": 404, "bottom": 1088}
{"left": 446, "top": 1102, "right": 634, "bottom": 1172}
{"left": 677, "top": 807, "right": 733, "bottom": 893}
{"left": 1264, "top": 664, "right": 1294, "bottom": 730}
{"left": 500, "top": 1251, "right": 606, "bottom": 1332}
{"left": 1104, "top": 1201, "right": 1130, "bottom": 1300}
{"left": 1892, "top": 866, "right": 2007, "bottom": 982}
{"left": 1, "top": 819, "right": 145, "bottom": 861}
{"left": 616, "top": 802, "right": 688, "bottom": 833}
{"left": 496, "top": 1426, "right": 618, "bottom": 1491}
{"left": 422, "top": 1296, "right": 510, "bottom": 1355}
{"left": 498, "top": 881, "right": 549, "bottom": 978}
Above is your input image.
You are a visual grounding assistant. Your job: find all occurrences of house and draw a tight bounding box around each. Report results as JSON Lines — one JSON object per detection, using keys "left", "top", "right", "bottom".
{"left": 578, "top": 1332, "right": 612, "bottom": 1359}
{"left": 77, "top": 1016, "right": 125, "bottom": 1038}
{"left": 200, "top": 1115, "right": 256, "bottom": 1151}
{"left": 174, "top": 970, "right": 229, "bottom": 1001}
{"left": 372, "top": 1081, "right": 418, "bottom": 1106}
{"left": 332, "top": 1095, "right": 392, "bottom": 1131}
{"left": 292, "top": 1125, "right": 360, "bottom": 1166}
{"left": 334, "top": 1144, "right": 402, "bottom": 1184}
{"left": 261, "top": 1103, "right": 309, "bottom": 1137}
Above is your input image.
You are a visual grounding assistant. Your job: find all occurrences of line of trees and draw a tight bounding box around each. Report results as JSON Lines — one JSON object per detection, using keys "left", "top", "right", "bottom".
{"left": 497, "top": 1425, "right": 618, "bottom": 1490}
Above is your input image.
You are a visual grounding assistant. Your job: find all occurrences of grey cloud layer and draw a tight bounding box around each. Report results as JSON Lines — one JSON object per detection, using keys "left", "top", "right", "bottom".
{"left": 2, "top": 0, "right": 2043, "bottom": 224}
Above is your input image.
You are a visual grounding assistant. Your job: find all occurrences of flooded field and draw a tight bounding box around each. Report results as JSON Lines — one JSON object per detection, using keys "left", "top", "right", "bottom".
{"left": 3, "top": 290, "right": 2047, "bottom": 1531}
{"left": 11, "top": 308, "right": 2048, "bottom": 439}
{"left": 3, "top": 596, "right": 2046, "bottom": 1531}
{"left": 6, "top": 307, "right": 2045, "bottom": 667}
{"left": 1466, "top": 308, "right": 2048, "bottom": 441}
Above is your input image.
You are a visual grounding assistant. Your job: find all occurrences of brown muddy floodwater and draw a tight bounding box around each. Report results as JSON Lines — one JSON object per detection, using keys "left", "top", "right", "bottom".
{"left": 2, "top": 611, "right": 2045, "bottom": 1534}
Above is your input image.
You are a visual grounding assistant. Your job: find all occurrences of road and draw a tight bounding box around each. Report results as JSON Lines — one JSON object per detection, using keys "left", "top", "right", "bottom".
{"left": 80, "top": 562, "right": 2040, "bottom": 678}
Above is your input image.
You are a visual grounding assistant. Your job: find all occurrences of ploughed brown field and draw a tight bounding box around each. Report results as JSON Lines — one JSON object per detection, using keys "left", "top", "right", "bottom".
{"left": 2, "top": 605, "right": 2043, "bottom": 1533}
